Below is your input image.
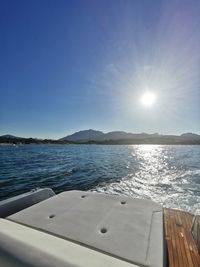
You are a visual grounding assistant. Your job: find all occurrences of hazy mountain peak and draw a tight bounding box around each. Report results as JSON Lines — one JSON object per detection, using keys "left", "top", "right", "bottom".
{"left": 181, "top": 132, "right": 199, "bottom": 136}
{"left": 181, "top": 133, "right": 200, "bottom": 139}
{"left": 0, "top": 134, "right": 21, "bottom": 139}
{"left": 60, "top": 129, "right": 104, "bottom": 141}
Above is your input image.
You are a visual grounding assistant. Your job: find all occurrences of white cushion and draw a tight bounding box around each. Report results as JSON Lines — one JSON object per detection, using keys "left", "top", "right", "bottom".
{"left": 9, "top": 190, "right": 165, "bottom": 267}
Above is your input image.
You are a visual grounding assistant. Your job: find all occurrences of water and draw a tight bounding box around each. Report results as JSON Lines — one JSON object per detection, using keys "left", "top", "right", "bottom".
{"left": 0, "top": 144, "right": 199, "bottom": 213}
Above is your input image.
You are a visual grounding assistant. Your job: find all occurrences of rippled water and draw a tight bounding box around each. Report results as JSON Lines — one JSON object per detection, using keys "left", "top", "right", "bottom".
{"left": 0, "top": 144, "right": 199, "bottom": 213}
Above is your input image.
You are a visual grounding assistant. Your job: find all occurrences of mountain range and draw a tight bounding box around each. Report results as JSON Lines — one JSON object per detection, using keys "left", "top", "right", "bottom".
{"left": 60, "top": 129, "right": 200, "bottom": 143}
{"left": 0, "top": 130, "right": 200, "bottom": 145}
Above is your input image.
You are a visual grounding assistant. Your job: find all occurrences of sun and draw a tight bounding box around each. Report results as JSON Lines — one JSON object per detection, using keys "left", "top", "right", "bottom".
{"left": 141, "top": 92, "right": 156, "bottom": 107}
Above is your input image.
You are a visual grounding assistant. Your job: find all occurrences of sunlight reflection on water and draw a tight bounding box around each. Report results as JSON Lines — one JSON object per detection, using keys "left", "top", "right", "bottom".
{"left": 93, "top": 145, "right": 200, "bottom": 213}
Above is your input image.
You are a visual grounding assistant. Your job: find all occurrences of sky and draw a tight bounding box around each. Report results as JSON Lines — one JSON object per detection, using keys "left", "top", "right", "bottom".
{"left": 0, "top": 0, "right": 200, "bottom": 139}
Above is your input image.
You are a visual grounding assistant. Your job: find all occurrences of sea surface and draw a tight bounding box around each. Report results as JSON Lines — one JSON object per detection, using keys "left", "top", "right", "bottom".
{"left": 0, "top": 144, "right": 199, "bottom": 213}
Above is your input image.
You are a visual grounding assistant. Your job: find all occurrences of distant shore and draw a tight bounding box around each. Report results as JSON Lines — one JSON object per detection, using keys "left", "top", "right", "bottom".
{"left": 1, "top": 140, "right": 200, "bottom": 145}
{"left": 1, "top": 131, "right": 200, "bottom": 145}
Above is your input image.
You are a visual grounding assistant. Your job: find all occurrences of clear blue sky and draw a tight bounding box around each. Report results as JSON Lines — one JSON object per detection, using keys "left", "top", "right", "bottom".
{"left": 0, "top": 0, "right": 200, "bottom": 139}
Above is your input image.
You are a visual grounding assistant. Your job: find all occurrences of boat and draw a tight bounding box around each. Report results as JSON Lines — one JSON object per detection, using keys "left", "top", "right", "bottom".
{"left": 0, "top": 188, "right": 199, "bottom": 267}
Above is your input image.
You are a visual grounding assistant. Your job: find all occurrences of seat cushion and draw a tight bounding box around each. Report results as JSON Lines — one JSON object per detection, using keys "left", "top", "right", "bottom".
{"left": 8, "top": 190, "right": 165, "bottom": 267}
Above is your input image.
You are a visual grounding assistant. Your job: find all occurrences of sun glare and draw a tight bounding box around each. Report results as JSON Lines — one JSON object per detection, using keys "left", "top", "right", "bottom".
{"left": 141, "top": 92, "right": 156, "bottom": 107}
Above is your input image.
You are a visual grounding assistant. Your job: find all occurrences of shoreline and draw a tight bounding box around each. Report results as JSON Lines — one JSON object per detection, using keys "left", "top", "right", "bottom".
{"left": 1, "top": 142, "right": 200, "bottom": 146}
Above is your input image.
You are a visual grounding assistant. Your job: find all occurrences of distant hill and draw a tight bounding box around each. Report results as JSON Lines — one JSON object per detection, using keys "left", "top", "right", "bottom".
{"left": 181, "top": 133, "right": 200, "bottom": 140}
{"left": 0, "top": 134, "right": 23, "bottom": 139}
{"left": 96, "top": 131, "right": 132, "bottom": 141}
{"left": 0, "top": 135, "right": 60, "bottom": 144}
{"left": 96, "top": 132, "right": 158, "bottom": 141}
{"left": 60, "top": 129, "right": 104, "bottom": 141}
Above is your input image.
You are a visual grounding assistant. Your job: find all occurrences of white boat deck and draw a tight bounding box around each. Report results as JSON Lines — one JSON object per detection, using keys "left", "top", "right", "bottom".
{"left": 1, "top": 190, "right": 165, "bottom": 267}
